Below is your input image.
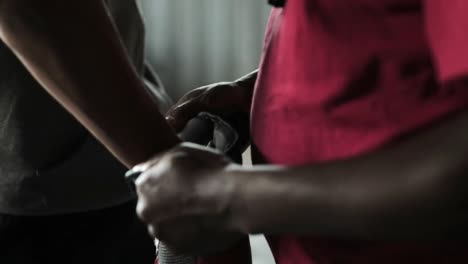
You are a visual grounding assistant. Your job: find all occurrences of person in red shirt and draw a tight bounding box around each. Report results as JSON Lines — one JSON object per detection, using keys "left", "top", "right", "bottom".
{"left": 136, "top": 0, "right": 468, "bottom": 263}
{"left": 3, "top": 0, "right": 468, "bottom": 263}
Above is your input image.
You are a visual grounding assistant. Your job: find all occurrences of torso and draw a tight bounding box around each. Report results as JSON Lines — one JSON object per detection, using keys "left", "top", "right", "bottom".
{"left": 252, "top": 0, "right": 468, "bottom": 165}
{"left": 250, "top": 0, "right": 468, "bottom": 263}
{"left": 0, "top": 0, "right": 147, "bottom": 215}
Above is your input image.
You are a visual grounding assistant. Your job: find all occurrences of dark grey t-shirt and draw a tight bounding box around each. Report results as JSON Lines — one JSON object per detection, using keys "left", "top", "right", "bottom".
{"left": 0, "top": 1, "right": 168, "bottom": 215}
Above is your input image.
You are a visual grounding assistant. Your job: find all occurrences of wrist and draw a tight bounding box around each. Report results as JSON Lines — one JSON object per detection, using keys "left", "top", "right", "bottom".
{"left": 223, "top": 165, "right": 252, "bottom": 234}
{"left": 225, "top": 165, "right": 285, "bottom": 234}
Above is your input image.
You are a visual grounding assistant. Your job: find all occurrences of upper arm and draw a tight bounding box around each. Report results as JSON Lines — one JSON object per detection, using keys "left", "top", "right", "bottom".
{"left": 425, "top": 0, "right": 468, "bottom": 82}
{"left": 106, "top": 0, "right": 145, "bottom": 73}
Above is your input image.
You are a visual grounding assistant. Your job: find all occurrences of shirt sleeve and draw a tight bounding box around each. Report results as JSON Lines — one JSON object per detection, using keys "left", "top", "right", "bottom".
{"left": 425, "top": 0, "right": 468, "bottom": 82}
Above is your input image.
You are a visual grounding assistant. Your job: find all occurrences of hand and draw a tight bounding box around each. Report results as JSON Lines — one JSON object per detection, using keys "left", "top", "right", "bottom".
{"left": 166, "top": 80, "right": 253, "bottom": 133}
{"left": 134, "top": 143, "right": 245, "bottom": 254}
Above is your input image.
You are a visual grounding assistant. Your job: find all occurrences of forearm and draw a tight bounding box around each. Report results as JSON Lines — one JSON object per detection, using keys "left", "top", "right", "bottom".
{"left": 0, "top": 0, "right": 179, "bottom": 167}
{"left": 232, "top": 110, "right": 468, "bottom": 240}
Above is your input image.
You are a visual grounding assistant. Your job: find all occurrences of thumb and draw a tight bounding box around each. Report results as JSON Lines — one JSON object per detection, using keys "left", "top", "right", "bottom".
{"left": 166, "top": 100, "right": 205, "bottom": 132}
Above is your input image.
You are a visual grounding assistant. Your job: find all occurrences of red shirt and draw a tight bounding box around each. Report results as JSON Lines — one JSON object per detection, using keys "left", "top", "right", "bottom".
{"left": 249, "top": 0, "right": 468, "bottom": 263}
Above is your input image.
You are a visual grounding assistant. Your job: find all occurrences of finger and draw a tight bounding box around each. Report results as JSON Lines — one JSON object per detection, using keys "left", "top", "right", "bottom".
{"left": 136, "top": 196, "right": 155, "bottom": 223}
{"left": 134, "top": 161, "right": 168, "bottom": 223}
{"left": 130, "top": 154, "right": 163, "bottom": 173}
{"left": 166, "top": 100, "right": 206, "bottom": 132}
{"left": 133, "top": 157, "right": 167, "bottom": 188}
{"left": 134, "top": 154, "right": 183, "bottom": 223}
{"left": 147, "top": 224, "right": 160, "bottom": 238}
{"left": 136, "top": 192, "right": 172, "bottom": 225}
{"left": 166, "top": 86, "right": 209, "bottom": 131}
{"left": 133, "top": 146, "right": 189, "bottom": 192}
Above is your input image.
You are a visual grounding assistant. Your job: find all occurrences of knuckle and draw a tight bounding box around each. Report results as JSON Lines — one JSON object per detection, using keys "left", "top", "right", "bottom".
{"left": 134, "top": 172, "right": 153, "bottom": 192}
{"left": 148, "top": 225, "right": 161, "bottom": 239}
{"left": 180, "top": 88, "right": 206, "bottom": 105}
{"left": 165, "top": 155, "right": 187, "bottom": 171}
{"left": 178, "top": 143, "right": 196, "bottom": 153}
{"left": 136, "top": 200, "right": 152, "bottom": 222}
{"left": 167, "top": 148, "right": 190, "bottom": 163}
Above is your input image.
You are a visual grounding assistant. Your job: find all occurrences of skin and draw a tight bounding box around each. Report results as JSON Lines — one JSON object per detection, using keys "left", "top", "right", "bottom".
{"left": 134, "top": 3, "right": 468, "bottom": 250}
{"left": 0, "top": 0, "right": 252, "bottom": 253}
{"left": 0, "top": 0, "right": 180, "bottom": 168}
{"left": 166, "top": 70, "right": 257, "bottom": 132}
{"left": 132, "top": 72, "right": 259, "bottom": 254}
{"left": 3, "top": 0, "right": 468, "bottom": 256}
{"left": 135, "top": 74, "right": 468, "bottom": 253}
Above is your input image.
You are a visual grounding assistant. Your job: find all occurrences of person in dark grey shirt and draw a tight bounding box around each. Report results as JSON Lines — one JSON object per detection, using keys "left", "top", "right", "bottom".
{"left": 0, "top": 1, "right": 171, "bottom": 263}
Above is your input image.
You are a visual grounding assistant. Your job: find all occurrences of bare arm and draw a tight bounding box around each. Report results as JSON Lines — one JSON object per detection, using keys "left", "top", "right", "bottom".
{"left": 232, "top": 109, "right": 468, "bottom": 240}
{"left": 0, "top": 0, "right": 180, "bottom": 167}
{"left": 135, "top": 106, "right": 468, "bottom": 244}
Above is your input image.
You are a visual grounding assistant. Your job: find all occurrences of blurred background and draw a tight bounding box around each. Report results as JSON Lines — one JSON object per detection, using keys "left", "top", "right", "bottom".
{"left": 140, "top": 0, "right": 270, "bottom": 100}
{"left": 139, "top": 1, "right": 275, "bottom": 263}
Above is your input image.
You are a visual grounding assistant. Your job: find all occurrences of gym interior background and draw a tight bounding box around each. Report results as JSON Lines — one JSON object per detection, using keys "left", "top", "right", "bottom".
{"left": 140, "top": 1, "right": 275, "bottom": 263}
